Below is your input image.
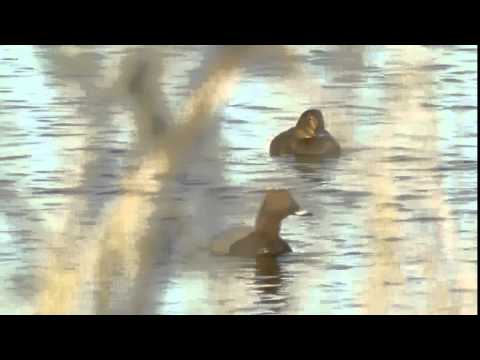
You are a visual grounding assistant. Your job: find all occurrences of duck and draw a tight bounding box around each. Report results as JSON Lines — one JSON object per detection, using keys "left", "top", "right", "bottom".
{"left": 269, "top": 109, "right": 341, "bottom": 158}
{"left": 210, "top": 189, "right": 311, "bottom": 257}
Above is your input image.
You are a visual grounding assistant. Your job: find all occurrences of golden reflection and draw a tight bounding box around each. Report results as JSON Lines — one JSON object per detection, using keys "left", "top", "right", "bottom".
{"left": 35, "top": 47, "right": 170, "bottom": 314}
{"left": 363, "top": 162, "right": 405, "bottom": 314}
{"left": 366, "top": 45, "right": 476, "bottom": 314}
{"left": 361, "top": 46, "right": 436, "bottom": 314}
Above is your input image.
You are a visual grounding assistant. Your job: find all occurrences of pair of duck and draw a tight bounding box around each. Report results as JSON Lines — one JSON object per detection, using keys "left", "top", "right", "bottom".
{"left": 127, "top": 63, "right": 341, "bottom": 258}
{"left": 210, "top": 109, "right": 341, "bottom": 257}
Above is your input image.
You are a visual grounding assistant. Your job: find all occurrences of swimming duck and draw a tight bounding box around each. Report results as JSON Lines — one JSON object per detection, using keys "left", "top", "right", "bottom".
{"left": 269, "top": 109, "right": 341, "bottom": 158}
{"left": 210, "top": 190, "right": 311, "bottom": 257}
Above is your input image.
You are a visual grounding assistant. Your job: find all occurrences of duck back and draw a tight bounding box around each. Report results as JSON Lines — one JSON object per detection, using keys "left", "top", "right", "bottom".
{"left": 229, "top": 235, "right": 292, "bottom": 257}
{"left": 210, "top": 225, "right": 254, "bottom": 255}
{"left": 269, "top": 128, "right": 296, "bottom": 156}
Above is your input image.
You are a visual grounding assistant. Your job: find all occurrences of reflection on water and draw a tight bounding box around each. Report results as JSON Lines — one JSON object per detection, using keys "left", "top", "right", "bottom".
{"left": 254, "top": 256, "right": 286, "bottom": 314}
{"left": 0, "top": 45, "right": 477, "bottom": 314}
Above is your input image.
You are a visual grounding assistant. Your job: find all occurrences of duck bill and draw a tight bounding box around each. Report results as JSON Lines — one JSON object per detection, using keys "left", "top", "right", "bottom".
{"left": 295, "top": 128, "right": 316, "bottom": 139}
{"left": 293, "top": 209, "right": 312, "bottom": 217}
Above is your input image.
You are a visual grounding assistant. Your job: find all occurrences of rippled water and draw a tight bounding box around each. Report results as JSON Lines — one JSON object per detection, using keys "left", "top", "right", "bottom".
{"left": 0, "top": 45, "right": 477, "bottom": 315}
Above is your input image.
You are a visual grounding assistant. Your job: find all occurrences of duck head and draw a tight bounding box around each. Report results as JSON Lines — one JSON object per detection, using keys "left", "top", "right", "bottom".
{"left": 259, "top": 189, "right": 312, "bottom": 220}
{"left": 294, "top": 109, "right": 325, "bottom": 139}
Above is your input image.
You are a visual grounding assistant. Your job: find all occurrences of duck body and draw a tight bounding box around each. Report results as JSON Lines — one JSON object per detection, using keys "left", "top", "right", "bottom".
{"left": 270, "top": 128, "right": 341, "bottom": 158}
{"left": 209, "top": 190, "right": 308, "bottom": 257}
{"left": 269, "top": 109, "right": 341, "bottom": 159}
{"left": 210, "top": 226, "right": 292, "bottom": 257}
